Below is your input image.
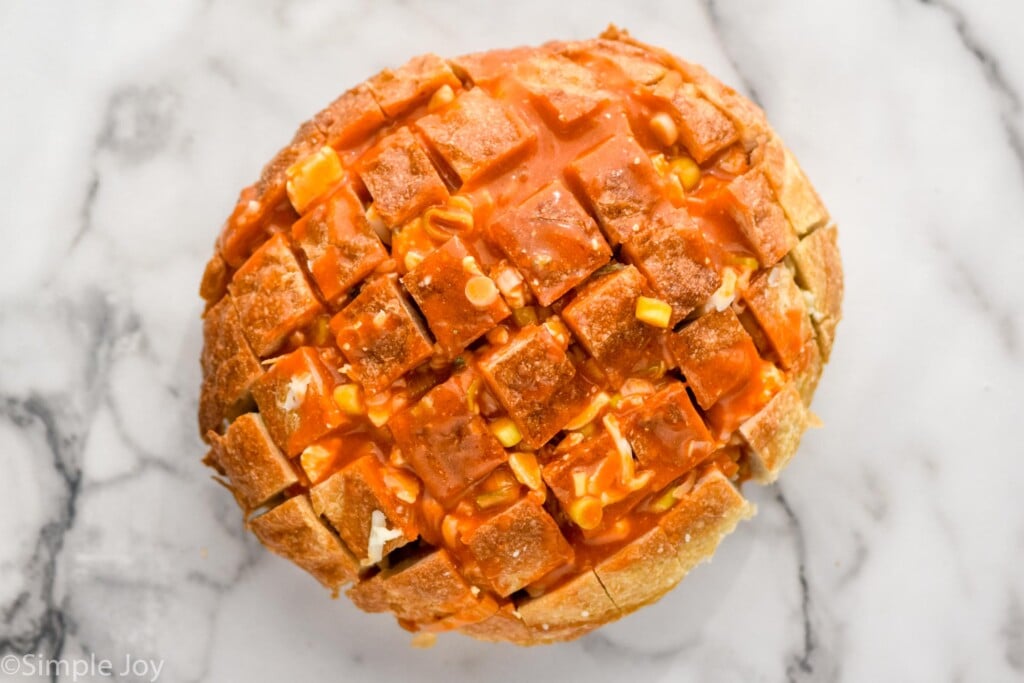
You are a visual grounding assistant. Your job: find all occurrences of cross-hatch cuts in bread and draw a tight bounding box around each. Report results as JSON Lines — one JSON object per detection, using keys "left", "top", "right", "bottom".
{"left": 198, "top": 26, "right": 843, "bottom": 645}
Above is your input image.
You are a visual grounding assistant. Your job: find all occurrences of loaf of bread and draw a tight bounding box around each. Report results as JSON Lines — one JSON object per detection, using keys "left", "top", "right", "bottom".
{"left": 198, "top": 27, "right": 842, "bottom": 645}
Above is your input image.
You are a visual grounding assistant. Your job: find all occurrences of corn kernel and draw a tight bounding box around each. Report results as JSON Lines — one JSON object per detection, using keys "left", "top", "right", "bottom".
{"left": 441, "top": 515, "right": 461, "bottom": 548}
{"left": 465, "top": 275, "right": 499, "bottom": 308}
{"left": 635, "top": 296, "right": 672, "bottom": 328}
{"left": 649, "top": 112, "right": 679, "bottom": 147}
{"left": 709, "top": 267, "right": 738, "bottom": 312}
{"left": 309, "top": 315, "right": 331, "bottom": 346}
{"left": 572, "top": 471, "right": 588, "bottom": 498}
{"left": 489, "top": 417, "right": 522, "bottom": 448}
{"left": 508, "top": 451, "right": 543, "bottom": 491}
{"left": 670, "top": 156, "right": 701, "bottom": 191}
{"left": 404, "top": 250, "right": 425, "bottom": 272}
{"left": 366, "top": 204, "right": 391, "bottom": 245}
{"left": 542, "top": 317, "right": 570, "bottom": 347}
{"left": 511, "top": 306, "right": 538, "bottom": 327}
{"left": 383, "top": 468, "right": 422, "bottom": 504}
{"left": 333, "top": 383, "right": 365, "bottom": 416}
{"left": 569, "top": 496, "right": 603, "bottom": 530}
{"left": 485, "top": 325, "right": 509, "bottom": 346}
{"left": 300, "top": 444, "right": 338, "bottom": 485}
{"left": 286, "top": 146, "right": 343, "bottom": 214}
{"left": 428, "top": 84, "right": 455, "bottom": 112}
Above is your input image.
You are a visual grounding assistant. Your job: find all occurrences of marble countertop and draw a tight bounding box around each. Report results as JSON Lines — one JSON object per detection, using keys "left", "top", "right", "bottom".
{"left": 2, "top": 0, "right": 1023, "bottom": 680}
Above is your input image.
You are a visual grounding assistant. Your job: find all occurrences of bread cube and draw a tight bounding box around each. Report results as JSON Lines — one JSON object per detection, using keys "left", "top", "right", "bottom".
{"left": 561, "top": 265, "right": 658, "bottom": 386}
{"left": 669, "top": 309, "right": 761, "bottom": 409}
{"left": 310, "top": 455, "right": 416, "bottom": 563}
{"left": 314, "top": 84, "right": 386, "bottom": 148}
{"left": 724, "top": 168, "right": 797, "bottom": 267}
{"left": 291, "top": 185, "right": 388, "bottom": 303}
{"left": 368, "top": 53, "right": 461, "bottom": 118}
{"left": 249, "top": 495, "right": 358, "bottom": 590}
{"left": 358, "top": 127, "right": 449, "bottom": 228}
{"left": 416, "top": 88, "right": 535, "bottom": 184}
{"left": 199, "top": 296, "right": 263, "bottom": 434}
{"left": 789, "top": 225, "right": 843, "bottom": 360}
{"left": 566, "top": 135, "right": 662, "bottom": 245}
{"left": 348, "top": 548, "right": 494, "bottom": 625}
{"left": 655, "top": 78, "right": 737, "bottom": 163}
{"left": 462, "top": 497, "right": 574, "bottom": 596}
{"left": 488, "top": 180, "right": 611, "bottom": 306}
{"left": 622, "top": 215, "right": 720, "bottom": 324}
{"left": 389, "top": 372, "right": 508, "bottom": 505}
{"left": 738, "top": 384, "right": 808, "bottom": 483}
{"left": 228, "top": 232, "right": 323, "bottom": 357}
{"left": 742, "top": 264, "right": 814, "bottom": 369}
{"left": 515, "top": 53, "right": 607, "bottom": 127}
{"left": 477, "top": 325, "right": 592, "bottom": 448}
{"left": 209, "top": 413, "right": 298, "bottom": 510}
{"left": 402, "top": 236, "right": 510, "bottom": 355}
{"left": 620, "top": 382, "right": 715, "bottom": 490}
{"left": 251, "top": 346, "right": 346, "bottom": 456}
{"left": 330, "top": 274, "right": 434, "bottom": 393}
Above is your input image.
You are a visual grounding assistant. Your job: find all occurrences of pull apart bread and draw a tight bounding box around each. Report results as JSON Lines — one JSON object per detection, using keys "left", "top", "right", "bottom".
{"left": 198, "top": 27, "right": 842, "bottom": 645}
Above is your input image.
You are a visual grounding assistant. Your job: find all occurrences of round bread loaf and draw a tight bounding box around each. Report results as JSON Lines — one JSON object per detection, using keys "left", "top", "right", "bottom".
{"left": 198, "top": 27, "right": 842, "bottom": 645}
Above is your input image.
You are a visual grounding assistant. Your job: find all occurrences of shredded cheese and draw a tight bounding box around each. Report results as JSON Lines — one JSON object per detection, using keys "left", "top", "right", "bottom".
{"left": 366, "top": 510, "right": 404, "bottom": 565}
{"left": 281, "top": 373, "right": 312, "bottom": 411}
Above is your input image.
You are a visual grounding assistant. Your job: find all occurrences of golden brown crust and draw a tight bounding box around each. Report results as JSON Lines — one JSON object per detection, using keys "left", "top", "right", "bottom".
{"left": 198, "top": 296, "right": 263, "bottom": 436}
{"left": 516, "top": 569, "right": 618, "bottom": 635}
{"left": 458, "top": 604, "right": 534, "bottom": 644}
{"left": 738, "top": 384, "right": 809, "bottom": 483}
{"left": 790, "top": 225, "right": 844, "bottom": 360}
{"left": 367, "top": 53, "right": 460, "bottom": 118}
{"left": 209, "top": 413, "right": 298, "bottom": 511}
{"left": 347, "top": 549, "right": 493, "bottom": 625}
{"left": 248, "top": 494, "right": 359, "bottom": 590}
{"left": 659, "top": 469, "right": 755, "bottom": 571}
{"left": 724, "top": 168, "right": 798, "bottom": 268}
{"left": 791, "top": 338, "right": 823, "bottom": 406}
{"left": 593, "top": 526, "right": 684, "bottom": 611}
{"left": 763, "top": 139, "right": 829, "bottom": 236}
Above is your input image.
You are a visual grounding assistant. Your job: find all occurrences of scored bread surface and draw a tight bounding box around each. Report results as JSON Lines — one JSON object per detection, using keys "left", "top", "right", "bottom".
{"left": 198, "top": 26, "right": 842, "bottom": 644}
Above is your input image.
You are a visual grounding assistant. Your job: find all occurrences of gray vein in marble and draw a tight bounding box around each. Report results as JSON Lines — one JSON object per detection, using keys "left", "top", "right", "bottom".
{"left": 919, "top": 0, "right": 1024, "bottom": 183}
{"left": 69, "top": 171, "right": 100, "bottom": 251}
{"left": 1004, "top": 592, "right": 1024, "bottom": 672}
{"left": 70, "top": 84, "right": 178, "bottom": 252}
{"left": 834, "top": 532, "right": 868, "bottom": 590}
{"left": 930, "top": 234, "right": 1019, "bottom": 356}
{"left": 774, "top": 489, "right": 819, "bottom": 683}
{"left": 699, "top": 0, "right": 762, "bottom": 106}
{"left": 97, "top": 85, "right": 179, "bottom": 164}
{"left": 859, "top": 468, "right": 889, "bottom": 522}
{"left": 0, "top": 291, "right": 139, "bottom": 672}
{"left": 0, "top": 396, "right": 77, "bottom": 664}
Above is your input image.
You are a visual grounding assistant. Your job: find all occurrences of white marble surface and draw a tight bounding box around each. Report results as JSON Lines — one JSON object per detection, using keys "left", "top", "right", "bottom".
{"left": 2, "top": 0, "right": 1023, "bottom": 680}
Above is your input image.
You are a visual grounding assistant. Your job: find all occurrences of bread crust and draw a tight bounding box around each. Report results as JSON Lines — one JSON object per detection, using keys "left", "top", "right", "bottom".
{"left": 739, "top": 384, "right": 809, "bottom": 483}
{"left": 790, "top": 225, "right": 844, "bottom": 360}
{"left": 248, "top": 495, "right": 359, "bottom": 591}
{"left": 207, "top": 413, "right": 298, "bottom": 511}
